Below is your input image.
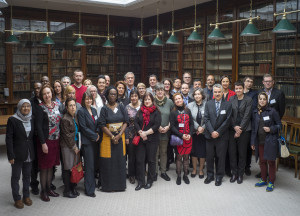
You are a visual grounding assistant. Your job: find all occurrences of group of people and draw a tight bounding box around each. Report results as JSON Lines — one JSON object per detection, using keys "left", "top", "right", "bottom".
{"left": 6, "top": 70, "right": 285, "bottom": 209}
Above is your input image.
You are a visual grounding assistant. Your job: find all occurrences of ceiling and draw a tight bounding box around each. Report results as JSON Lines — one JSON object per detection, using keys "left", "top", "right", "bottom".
{"left": 4, "top": 0, "right": 212, "bottom": 18}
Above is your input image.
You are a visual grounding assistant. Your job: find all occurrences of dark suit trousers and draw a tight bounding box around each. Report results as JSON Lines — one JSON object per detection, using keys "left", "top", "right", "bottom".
{"left": 30, "top": 137, "right": 39, "bottom": 188}
{"left": 229, "top": 130, "right": 250, "bottom": 176}
{"left": 82, "top": 144, "right": 95, "bottom": 195}
{"left": 206, "top": 138, "right": 228, "bottom": 178}
{"left": 11, "top": 161, "right": 32, "bottom": 201}
{"left": 136, "top": 140, "right": 158, "bottom": 185}
{"left": 127, "top": 138, "right": 136, "bottom": 177}
{"left": 245, "top": 133, "right": 253, "bottom": 169}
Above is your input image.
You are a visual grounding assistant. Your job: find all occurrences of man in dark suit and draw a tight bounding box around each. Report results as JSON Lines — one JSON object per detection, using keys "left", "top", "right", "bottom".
{"left": 204, "top": 84, "right": 232, "bottom": 186}
{"left": 181, "top": 83, "right": 194, "bottom": 105}
{"left": 203, "top": 75, "right": 215, "bottom": 101}
{"left": 124, "top": 72, "right": 137, "bottom": 98}
{"left": 259, "top": 74, "right": 285, "bottom": 119}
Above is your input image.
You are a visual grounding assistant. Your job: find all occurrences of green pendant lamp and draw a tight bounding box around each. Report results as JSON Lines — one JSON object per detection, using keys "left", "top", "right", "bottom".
{"left": 241, "top": 19, "right": 261, "bottom": 36}
{"left": 103, "top": 14, "right": 114, "bottom": 48}
{"left": 187, "top": 0, "right": 202, "bottom": 41}
{"left": 5, "top": 33, "right": 19, "bottom": 44}
{"left": 136, "top": 37, "right": 148, "bottom": 47}
{"left": 151, "top": 35, "right": 163, "bottom": 46}
{"left": 208, "top": 24, "right": 225, "bottom": 40}
{"left": 273, "top": 14, "right": 296, "bottom": 33}
{"left": 41, "top": 9, "right": 54, "bottom": 45}
{"left": 166, "top": 0, "right": 180, "bottom": 45}
{"left": 74, "top": 12, "right": 86, "bottom": 47}
{"left": 151, "top": 4, "right": 163, "bottom": 46}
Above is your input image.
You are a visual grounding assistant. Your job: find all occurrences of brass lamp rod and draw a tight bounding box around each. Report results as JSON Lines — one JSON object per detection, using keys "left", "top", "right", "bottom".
{"left": 73, "top": 33, "right": 115, "bottom": 38}
{"left": 167, "top": 25, "right": 201, "bottom": 34}
{"left": 138, "top": 32, "right": 162, "bottom": 39}
{"left": 274, "top": 9, "right": 300, "bottom": 17}
{"left": 210, "top": 16, "right": 260, "bottom": 27}
{"left": 5, "top": 29, "right": 54, "bottom": 34}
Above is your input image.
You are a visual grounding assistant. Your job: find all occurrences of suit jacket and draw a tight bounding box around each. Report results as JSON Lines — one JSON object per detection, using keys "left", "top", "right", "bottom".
{"left": 187, "top": 101, "right": 206, "bottom": 132}
{"left": 229, "top": 95, "right": 253, "bottom": 132}
{"left": 60, "top": 113, "right": 77, "bottom": 150}
{"left": 35, "top": 105, "right": 49, "bottom": 144}
{"left": 203, "top": 87, "right": 213, "bottom": 101}
{"left": 6, "top": 117, "right": 35, "bottom": 161}
{"left": 204, "top": 99, "right": 232, "bottom": 140}
{"left": 259, "top": 87, "right": 285, "bottom": 119}
{"left": 77, "top": 106, "right": 99, "bottom": 145}
{"left": 245, "top": 89, "right": 257, "bottom": 111}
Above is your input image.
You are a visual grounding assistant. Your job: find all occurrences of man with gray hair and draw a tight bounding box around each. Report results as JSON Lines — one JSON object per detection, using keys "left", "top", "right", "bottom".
{"left": 61, "top": 76, "right": 71, "bottom": 88}
{"left": 204, "top": 84, "right": 232, "bottom": 186}
{"left": 124, "top": 72, "right": 136, "bottom": 98}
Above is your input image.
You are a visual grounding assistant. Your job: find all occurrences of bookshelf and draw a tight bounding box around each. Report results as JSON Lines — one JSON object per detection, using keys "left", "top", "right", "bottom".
{"left": 50, "top": 22, "right": 81, "bottom": 82}
{"left": 85, "top": 24, "right": 114, "bottom": 84}
{"left": 206, "top": 11, "right": 233, "bottom": 83}
{"left": 0, "top": 17, "right": 5, "bottom": 104}
{"left": 182, "top": 17, "right": 205, "bottom": 81}
{"left": 238, "top": 1, "right": 273, "bottom": 90}
{"left": 275, "top": 0, "right": 300, "bottom": 118}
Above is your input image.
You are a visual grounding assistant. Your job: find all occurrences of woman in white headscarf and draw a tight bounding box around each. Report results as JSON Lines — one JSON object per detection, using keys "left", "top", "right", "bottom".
{"left": 6, "top": 99, "right": 35, "bottom": 209}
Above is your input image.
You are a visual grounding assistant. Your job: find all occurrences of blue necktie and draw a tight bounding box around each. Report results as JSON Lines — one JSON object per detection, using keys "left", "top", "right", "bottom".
{"left": 216, "top": 101, "right": 220, "bottom": 116}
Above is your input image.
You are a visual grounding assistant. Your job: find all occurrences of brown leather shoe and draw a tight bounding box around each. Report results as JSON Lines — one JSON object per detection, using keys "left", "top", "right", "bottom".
{"left": 22, "top": 197, "right": 32, "bottom": 206}
{"left": 47, "top": 190, "right": 59, "bottom": 197}
{"left": 14, "top": 200, "right": 24, "bottom": 209}
{"left": 40, "top": 192, "right": 50, "bottom": 202}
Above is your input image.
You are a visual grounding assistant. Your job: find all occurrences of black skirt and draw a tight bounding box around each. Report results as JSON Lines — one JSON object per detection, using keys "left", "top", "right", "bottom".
{"left": 190, "top": 133, "right": 206, "bottom": 158}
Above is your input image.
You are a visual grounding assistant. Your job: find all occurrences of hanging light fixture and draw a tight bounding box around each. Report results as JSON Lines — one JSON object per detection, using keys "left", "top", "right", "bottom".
{"left": 273, "top": 0, "right": 299, "bottom": 33}
{"left": 73, "top": 12, "right": 86, "bottom": 46}
{"left": 136, "top": 7, "right": 148, "bottom": 47}
{"left": 103, "top": 13, "right": 114, "bottom": 47}
{"left": 166, "top": 0, "right": 179, "bottom": 44}
{"left": 187, "top": 0, "right": 202, "bottom": 41}
{"left": 41, "top": 8, "right": 55, "bottom": 45}
{"left": 151, "top": 1, "right": 163, "bottom": 46}
{"left": 208, "top": 0, "right": 225, "bottom": 40}
{"left": 0, "top": 0, "right": 8, "bottom": 8}
{"left": 240, "top": 0, "right": 260, "bottom": 36}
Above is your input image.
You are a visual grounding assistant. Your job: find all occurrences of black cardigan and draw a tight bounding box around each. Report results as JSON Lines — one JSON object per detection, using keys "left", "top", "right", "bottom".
{"left": 6, "top": 117, "right": 35, "bottom": 161}
{"left": 134, "top": 109, "right": 161, "bottom": 142}
{"left": 35, "top": 105, "right": 49, "bottom": 144}
{"left": 170, "top": 108, "right": 194, "bottom": 138}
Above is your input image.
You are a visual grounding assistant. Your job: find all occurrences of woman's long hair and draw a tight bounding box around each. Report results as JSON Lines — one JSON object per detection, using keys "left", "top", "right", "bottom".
{"left": 257, "top": 91, "right": 268, "bottom": 114}
{"left": 172, "top": 92, "right": 188, "bottom": 112}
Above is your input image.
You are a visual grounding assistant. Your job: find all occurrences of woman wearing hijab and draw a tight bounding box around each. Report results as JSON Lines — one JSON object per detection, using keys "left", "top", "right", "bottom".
{"left": 6, "top": 99, "right": 35, "bottom": 209}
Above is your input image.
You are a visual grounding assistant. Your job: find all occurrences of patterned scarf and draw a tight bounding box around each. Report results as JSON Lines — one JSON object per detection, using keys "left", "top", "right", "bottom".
{"left": 154, "top": 96, "right": 167, "bottom": 107}
{"left": 140, "top": 105, "right": 156, "bottom": 126}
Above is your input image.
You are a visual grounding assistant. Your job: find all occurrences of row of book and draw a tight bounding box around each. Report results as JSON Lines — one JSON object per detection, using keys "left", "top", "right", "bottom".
{"left": 13, "top": 65, "right": 30, "bottom": 73}
{"left": 87, "top": 65, "right": 114, "bottom": 73}
{"left": 13, "top": 82, "right": 30, "bottom": 91}
{"left": 276, "top": 39, "right": 300, "bottom": 51}
{"left": 51, "top": 50, "right": 81, "bottom": 59}
{"left": 276, "top": 68, "right": 300, "bottom": 77}
{"left": 277, "top": 83, "right": 300, "bottom": 99}
{"left": 183, "top": 53, "right": 203, "bottom": 60}
{"left": 31, "top": 73, "right": 47, "bottom": 81}
{"left": 162, "top": 62, "right": 178, "bottom": 71}
{"left": 240, "top": 42, "right": 272, "bottom": 53}
{"left": 239, "top": 53, "right": 272, "bottom": 62}
{"left": 183, "top": 61, "right": 204, "bottom": 69}
{"left": 276, "top": 55, "right": 300, "bottom": 66}
{"left": 163, "top": 52, "right": 178, "bottom": 60}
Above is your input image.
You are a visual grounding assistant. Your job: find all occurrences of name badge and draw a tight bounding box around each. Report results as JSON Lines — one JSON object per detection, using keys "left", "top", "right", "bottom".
{"left": 113, "top": 108, "right": 118, "bottom": 114}
{"left": 94, "top": 116, "right": 98, "bottom": 120}
{"left": 201, "top": 111, "right": 204, "bottom": 115}
{"left": 263, "top": 116, "right": 270, "bottom": 121}
{"left": 270, "top": 99, "right": 276, "bottom": 104}
{"left": 220, "top": 110, "right": 226, "bottom": 115}
{"left": 179, "top": 123, "right": 184, "bottom": 128}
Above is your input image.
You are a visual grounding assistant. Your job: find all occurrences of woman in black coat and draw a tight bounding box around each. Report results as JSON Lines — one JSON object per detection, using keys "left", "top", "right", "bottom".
{"left": 77, "top": 92, "right": 100, "bottom": 198}
{"left": 134, "top": 92, "right": 161, "bottom": 191}
{"left": 6, "top": 99, "right": 35, "bottom": 209}
{"left": 251, "top": 92, "right": 281, "bottom": 192}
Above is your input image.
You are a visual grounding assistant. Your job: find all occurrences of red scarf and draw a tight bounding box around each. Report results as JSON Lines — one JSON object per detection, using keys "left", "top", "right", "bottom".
{"left": 141, "top": 105, "right": 156, "bottom": 126}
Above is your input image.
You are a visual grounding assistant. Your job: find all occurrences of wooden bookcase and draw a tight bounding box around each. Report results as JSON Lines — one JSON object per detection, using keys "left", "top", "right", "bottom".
{"left": 0, "top": 17, "right": 6, "bottom": 113}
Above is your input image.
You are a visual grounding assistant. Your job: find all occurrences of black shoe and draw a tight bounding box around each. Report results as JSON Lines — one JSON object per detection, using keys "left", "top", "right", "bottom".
{"left": 255, "top": 172, "right": 261, "bottom": 178}
{"left": 135, "top": 184, "right": 144, "bottom": 191}
{"left": 215, "top": 177, "right": 222, "bottom": 186}
{"left": 245, "top": 168, "right": 251, "bottom": 176}
{"left": 31, "top": 187, "right": 39, "bottom": 195}
{"left": 176, "top": 176, "right": 181, "bottom": 185}
{"left": 183, "top": 175, "right": 190, "bottom": 184}
{"left": 144, "top": 182, "right": 152, "bottom": 189}
{"left": 204, "top": 176, "right": 214, "bottom": 184}
{"left": 86, "top": 193, "right": 96, "bottom": 198}
{"left": 72, "top": 188, "right": 80, "bottom": 196}
{"left": 237, "top": 176, "right": 243, "bottom": 184}
{"left": 230, "top": 175, "right": 238, "bottom": 183}
{"left": 191, "top": 173, "right": 196, "bottom": 178}
{"left": 199, "top": 174, "right": 204, "bottom": 179}
{"left": 63, "top": 191, "right": 77, "bottom": 198}
{"left": 161, "top": 173, "right": 171, "bottom": 181}
{"left": 153, "top": 173, "right": 158, "bottom": 182}
{"left": 50, "top": 183, "right": 56, "bottom": 191}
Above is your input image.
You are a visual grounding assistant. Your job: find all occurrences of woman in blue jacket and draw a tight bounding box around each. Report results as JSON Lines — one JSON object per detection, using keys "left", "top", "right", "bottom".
{"left": 251, "top": 92, "right": 281, "bottom": 192}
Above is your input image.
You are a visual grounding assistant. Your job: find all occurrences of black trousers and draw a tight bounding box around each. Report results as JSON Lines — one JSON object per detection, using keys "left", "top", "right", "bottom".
{"left": 206, "top": 138, "right": 228, "bottom": 178}
{"left": 82, "top": 144, "right": 95, "bottom": 195}
{"left": 127, "top": 138, "right": 136, "bottom": 177}
{"left": 229, "top": 130, "right": 251, "bottom": 176}
{"left": 136, "top": 140, "right": 158, "bottom": 185}
{"left": 245, "top": 133, "right": 253, "bottom": 169}
{"left": 11, "top": 161, "right": 32, "bottom": 201}
{"left": 30, "top": 138, "right": 39, "bottom": 189}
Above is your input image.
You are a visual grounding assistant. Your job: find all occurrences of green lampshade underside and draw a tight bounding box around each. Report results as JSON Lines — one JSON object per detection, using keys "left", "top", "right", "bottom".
{"left": 136, "top": 39, "right": 148, "bottom": 47}
{"left": 151, "top": 36, "right": 164, "bottom": 46}
{"left": 166, "top": 34, "right": 180, "bottom": 44}
{"left": 41, "top": 35, "right": 55, "bottom": 45}
{"left": 187, "top": 30, "right": 202, "bottom": 41}
{"left": 103, "top": 38, "right": 114, "bottom": 48}
{"left": 208, "top": 27, "right": 225, "bottom": 40}
{"left": 241, "top": 23, "right": 261, "bottom": 36}
{"left": 5, "top": 34, "right": 20, "bottom": 44}
{"left": 272, "top": 17, "right": 296, "bottom": 33}
{"left": 73, "top": 37, "right": 86, "bottom": 46}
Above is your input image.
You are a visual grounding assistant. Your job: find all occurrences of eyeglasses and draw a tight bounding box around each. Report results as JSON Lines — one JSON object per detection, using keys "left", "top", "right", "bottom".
{"left": 263, "top": 80, "right": 273, "bottom": 83}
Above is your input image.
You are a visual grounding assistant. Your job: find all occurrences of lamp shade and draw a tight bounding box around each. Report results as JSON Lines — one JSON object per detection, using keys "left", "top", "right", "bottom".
{"left": 187, "top": 30, "right": 202, "bottom": 41}
{"left": 0, "top": 0, "right": 8, "bottom": 8}
{"left": 272, "top": 16, "right": 296, "bottom": 33}
{"left": 166, "top": 33, "right": 180, "bottom": 44}
{"left": 41, "top": 35, "right": 55, "bottom": 45}
{"left": 73, "top": 37, "right": 86, "bottom": 47}
{"left": 136, "top": 38, "right": 148, "bottom": 47}
{"left": 103, "top": 38, "right": 114, "bottom": 48}
{"left": 241, "top": 21, "right": 261, "bottom": 36}
{"left": 151, "top": 35, "right": 164, "bottom": 46}
{"left": 5, "top": 34, "right": 20, "bottom": 44}
{"left": 208, "top": 25, "right": 225, "bottom": 40}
